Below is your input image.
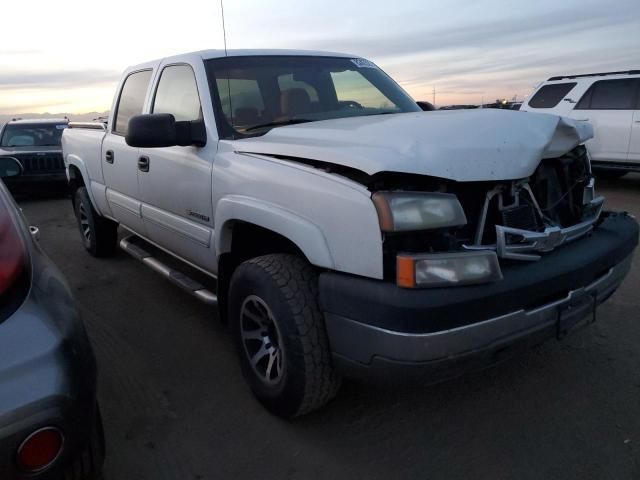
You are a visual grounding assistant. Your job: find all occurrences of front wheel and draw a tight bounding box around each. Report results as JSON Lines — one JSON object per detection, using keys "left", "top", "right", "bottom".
{"left": 229, "top": 254, "right": 341, "bottom": 418}
{"left": 73, "top": 187, "right": 118, "bottom": 257}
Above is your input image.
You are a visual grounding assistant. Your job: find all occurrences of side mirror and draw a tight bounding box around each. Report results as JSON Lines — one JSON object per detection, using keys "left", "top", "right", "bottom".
{"left": 0, "top": 157, "right": 23, "bottom": 178}
{"left": 125, "top": 114, "right": 206, "bottom": 148}
{"left": 417, "top": 101, "right": 436, "bottom": 111}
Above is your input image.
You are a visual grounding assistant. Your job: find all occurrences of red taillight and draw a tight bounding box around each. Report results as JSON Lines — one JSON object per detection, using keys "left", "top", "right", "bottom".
{"left": 0, "top": 204, "right": 25, "bottom": 295}
{"left": 17, "top": 427, "right": 64, "bottom": 472}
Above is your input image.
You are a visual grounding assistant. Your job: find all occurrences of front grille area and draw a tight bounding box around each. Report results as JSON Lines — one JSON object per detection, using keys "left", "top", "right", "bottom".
{"left": 13, "top": 153, "right": 64, "bottom": 173}
{"left": 378, "top": 145, "right": 595, "bottom": 278}
{"left": 500, "top": 204, "right": 540, "bottom": 232}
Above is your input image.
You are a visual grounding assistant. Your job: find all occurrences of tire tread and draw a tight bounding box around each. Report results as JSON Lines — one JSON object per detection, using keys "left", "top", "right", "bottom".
{"left": 238, "top": 254, "right": 341, "bottom": 417}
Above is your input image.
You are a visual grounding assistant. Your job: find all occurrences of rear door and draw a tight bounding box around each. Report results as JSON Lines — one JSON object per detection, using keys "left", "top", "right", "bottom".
{"left": 571, "top": 78, "right": 636, "bottom": 163}
{"left": 102, "top": 69, "right": 153, "bottom": 234}
{"left": 627, "top": 79, "right": 640, "bottom": 164}
{"left": 138, "top": 63, "right": 217, "bottom": 272}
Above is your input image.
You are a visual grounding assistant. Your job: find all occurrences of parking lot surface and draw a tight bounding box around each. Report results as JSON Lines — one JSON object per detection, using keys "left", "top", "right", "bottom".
{"left": 17, "top": 174, "right": 640, "bottom": 480}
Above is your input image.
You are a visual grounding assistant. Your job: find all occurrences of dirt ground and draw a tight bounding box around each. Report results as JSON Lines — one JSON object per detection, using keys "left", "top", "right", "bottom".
{"left": 17, "top": 173, "right": 640, "bottom": 480}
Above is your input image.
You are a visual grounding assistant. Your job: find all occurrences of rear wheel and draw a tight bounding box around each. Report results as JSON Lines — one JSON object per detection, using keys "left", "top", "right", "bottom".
{"left": 73, "top": 187, "right": 118, "bottom": 257}
{"left": 229, "top": 254, "right": 341, "bottom": 418}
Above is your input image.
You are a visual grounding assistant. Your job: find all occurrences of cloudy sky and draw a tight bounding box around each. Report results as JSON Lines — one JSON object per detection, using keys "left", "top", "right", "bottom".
{"left": 1, "top": 0, "right": 638, "bottom": 114}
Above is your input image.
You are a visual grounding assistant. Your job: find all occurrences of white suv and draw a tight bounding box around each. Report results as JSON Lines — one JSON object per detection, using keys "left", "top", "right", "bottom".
{"left": 521, "top": 70, "right": 640, "bottom": 177}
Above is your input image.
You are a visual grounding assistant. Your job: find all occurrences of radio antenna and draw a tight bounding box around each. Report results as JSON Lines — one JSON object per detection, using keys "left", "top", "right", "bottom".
{"left": 220, "top": 0, "right": 229, "bottom": 57}
{"left": 219, "top": 0, "right": 234, "bottom": 138}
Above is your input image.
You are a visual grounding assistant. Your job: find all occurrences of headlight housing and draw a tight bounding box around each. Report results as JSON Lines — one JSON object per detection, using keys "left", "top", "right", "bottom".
{"left": 397, "top": 251, "right": 503, "bottom": 288}
{"left": 372, "top": 192, "right": 467, "bottom": 232}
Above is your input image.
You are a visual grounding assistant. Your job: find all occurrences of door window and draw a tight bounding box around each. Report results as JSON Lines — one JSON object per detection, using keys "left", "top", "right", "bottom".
{"left": 113, "top": 70, "right": 153, "bottom": 135}
{"left": 575, "top": 79, "right": 637, "bottom": 110}
{"left": 152, "top": 65, "right": 203, "bottom": 121}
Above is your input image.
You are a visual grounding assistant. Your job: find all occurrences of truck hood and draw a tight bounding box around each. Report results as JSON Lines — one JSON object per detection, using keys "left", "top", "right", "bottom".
{"left": 232, "top": 109, "right": 593, "bottom": 182}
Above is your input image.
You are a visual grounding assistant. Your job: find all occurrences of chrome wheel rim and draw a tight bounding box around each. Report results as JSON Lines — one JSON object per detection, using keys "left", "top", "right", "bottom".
{"left": 78, "top": 201, "right": 91, "bottom": 244}
{"left": 240, "top": 295, "right": 284, "bottom": 385}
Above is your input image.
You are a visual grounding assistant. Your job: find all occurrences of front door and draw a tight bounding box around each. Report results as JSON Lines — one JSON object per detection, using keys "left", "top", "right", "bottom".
{"left": 138, "top": 64, "right": 216, "bottom": 272}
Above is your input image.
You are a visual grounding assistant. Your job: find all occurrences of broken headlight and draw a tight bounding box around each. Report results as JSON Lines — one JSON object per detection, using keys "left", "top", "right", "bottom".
{"left": 372, "top": 192, "right": 467, "bottom": 232}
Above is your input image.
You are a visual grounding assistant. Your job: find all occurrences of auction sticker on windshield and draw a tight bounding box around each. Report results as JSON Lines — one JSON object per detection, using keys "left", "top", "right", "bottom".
{"left": 351, "top": 58, "right": 378, "bottom": 69}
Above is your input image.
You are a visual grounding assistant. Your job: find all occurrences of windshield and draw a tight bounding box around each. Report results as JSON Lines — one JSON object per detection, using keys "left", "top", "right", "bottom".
{"left": 206, "top": 56, "right": 420, "bottom": 138}
{"left": 0, "top": 123, "right": 67, "bottom": 147}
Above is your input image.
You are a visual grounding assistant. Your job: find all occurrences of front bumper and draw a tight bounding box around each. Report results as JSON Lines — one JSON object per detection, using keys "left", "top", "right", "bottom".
{"left": 3, "top": 172, "right": 68, "bottom": 191}
{"left": 319, "top": 213, "right": 638, "bottom": 381}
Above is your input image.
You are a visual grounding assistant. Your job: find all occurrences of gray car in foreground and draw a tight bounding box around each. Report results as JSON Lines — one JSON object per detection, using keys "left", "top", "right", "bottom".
{"left": 0, "top": 157, "right": 103, "bottom": 479}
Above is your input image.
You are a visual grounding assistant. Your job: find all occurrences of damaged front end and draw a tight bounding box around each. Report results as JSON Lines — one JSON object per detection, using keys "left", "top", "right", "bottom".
{"left": 371, "top": 145, "right": 604, "bottom": 283}
{"left": 463, "top": 146, "right": 603, "bottom": 261}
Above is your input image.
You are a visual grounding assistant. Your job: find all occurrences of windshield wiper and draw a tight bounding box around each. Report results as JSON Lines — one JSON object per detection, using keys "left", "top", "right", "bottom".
{"left": 244, "top": 118, "right": 313, "bottom": 132}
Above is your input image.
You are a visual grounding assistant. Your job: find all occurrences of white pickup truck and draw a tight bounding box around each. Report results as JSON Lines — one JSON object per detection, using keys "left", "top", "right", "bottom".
{"left": 62, "top": 49, "right": 638, "bottom": 417}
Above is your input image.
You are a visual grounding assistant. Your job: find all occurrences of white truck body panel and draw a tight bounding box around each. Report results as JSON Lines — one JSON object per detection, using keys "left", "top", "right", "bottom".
{"left": 213, "top": 142, "right": 383, "bottom": 278}
{"left": 233, "top": 109, "right": 593, "bottom": 182}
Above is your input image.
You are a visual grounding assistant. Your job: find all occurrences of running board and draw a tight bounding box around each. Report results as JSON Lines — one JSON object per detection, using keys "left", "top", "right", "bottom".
{"left": 119, "top": 235, "right": 218, "bottom": 305}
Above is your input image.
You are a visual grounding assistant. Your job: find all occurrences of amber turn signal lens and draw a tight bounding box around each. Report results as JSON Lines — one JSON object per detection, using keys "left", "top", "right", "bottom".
{"left": 396, "top": 255, "right": 416, "bottom": 288}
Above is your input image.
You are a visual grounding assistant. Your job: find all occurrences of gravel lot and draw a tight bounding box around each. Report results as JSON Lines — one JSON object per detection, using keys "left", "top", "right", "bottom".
{"left": 17, "top": 173, "right": 640, "bottom": 480}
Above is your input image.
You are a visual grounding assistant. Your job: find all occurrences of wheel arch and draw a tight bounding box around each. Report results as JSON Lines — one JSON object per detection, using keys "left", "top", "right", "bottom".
{"left": 215, "top": 196, "right": 335, "bottom": 270}
{"left": 214, "top": 196, "right": 335, "bottom": 324}
{"left": 66, "top": 155, "right": 102, "bottom": 215}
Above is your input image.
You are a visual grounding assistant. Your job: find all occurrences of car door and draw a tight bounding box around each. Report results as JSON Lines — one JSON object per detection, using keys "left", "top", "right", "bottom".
{"left": 627, "top": 79, "right": 640, "bottom": 164}
{"left": 571, "top": 78, "right": 636, "bottom": 163}
{"left": 138, "top": 63, "right": 217, "bottom": 272}
{"left": 102, "top": 69, "right": 153, "bottom": 234}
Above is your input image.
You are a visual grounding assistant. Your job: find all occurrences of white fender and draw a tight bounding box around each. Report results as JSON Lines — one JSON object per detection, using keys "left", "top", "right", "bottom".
{"left": 65, "top": 154, "right": 105, "bottom": 215}
{"left": 215, "top": 195, "right": 335, "bottom": 269}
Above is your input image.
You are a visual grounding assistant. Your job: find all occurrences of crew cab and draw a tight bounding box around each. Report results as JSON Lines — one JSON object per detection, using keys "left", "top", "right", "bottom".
{"left": 521, "top": 70, "right": 640, "bottom": 177}
{"left": 0, "top": 118, "right": 68, "bottom": 193}
{"left": 62, "top": 50, "right": 638, "bottom": 418}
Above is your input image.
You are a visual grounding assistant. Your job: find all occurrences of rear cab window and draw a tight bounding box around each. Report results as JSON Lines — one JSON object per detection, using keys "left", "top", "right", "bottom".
{"left": 113, "top": 70, "right": 153, "bottom": 135}
{"left": 527, "top": 83, "right": 577, "bottom": 108}
{"left": 575, "top": 79, "right": 639, "bottom": 110}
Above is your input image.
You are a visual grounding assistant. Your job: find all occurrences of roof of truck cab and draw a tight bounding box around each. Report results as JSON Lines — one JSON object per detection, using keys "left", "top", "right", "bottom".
{"left": 197, "top": 49, "right": 359, "bottom": 59}
{"left": 126, "top": 49, "right": 361, "bottom": 71}
{"left": 7, "top": 118, "right": 68, "bottom": 124}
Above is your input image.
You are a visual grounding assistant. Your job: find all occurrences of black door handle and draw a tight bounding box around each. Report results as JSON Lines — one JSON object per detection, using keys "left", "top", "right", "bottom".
{"left": 105, "top": 150, "right": 114, "bottom": 163}
{"left": 138, "top": 156, "right": 150, "bottom": 172}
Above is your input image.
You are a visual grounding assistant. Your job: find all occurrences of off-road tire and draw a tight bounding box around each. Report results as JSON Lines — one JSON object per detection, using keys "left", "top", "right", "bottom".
{"left": 73, "top": 187, "right": 118, "bottom": 257}
{"left": 229, "top": 254, "right": 341, "bottom": 418}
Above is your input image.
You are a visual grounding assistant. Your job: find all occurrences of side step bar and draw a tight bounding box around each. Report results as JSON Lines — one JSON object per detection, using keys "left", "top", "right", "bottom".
{"left": 119, "top": 235, "right": 218, "bottom": 305}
